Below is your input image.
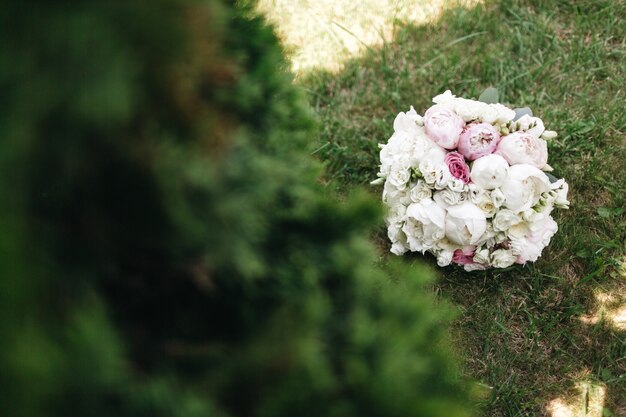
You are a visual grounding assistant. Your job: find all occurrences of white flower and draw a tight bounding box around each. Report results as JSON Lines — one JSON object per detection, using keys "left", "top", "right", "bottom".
{"left": 464, "top": 263, "right": 488, "bottom": 272}
{"left": 393, "top": 106, "right": 423, "bottom": 134}
{"left": 433, "top": 189, "right": 463, "bottom": 208}
{"left": 527, "top": 117, "right": 545, "bottom": 138}
{"left": 492, "top": 209, "right": 522, "bottom": 232}
{"left": 448, "top": 178, "right": 466, "bottom": 192}
{"left": 419, "top": 160, "right": 438, "bottom": 184}
{"left": 388, "top": 165, "right": 411, "bottom": 190}
{"left": 444, "top": 202, "right": 487, "bottom": 246}
{"left": 500, "top": 164, "right": 551, "bottom": 212}
{"left": 476, "top": 192, "right": 497, "bottom": 217}
{"left": 391, "top": 241, "right": 408, "bottom": 255}
{"left": 490, "top": 249, "right": 516, "bottom": 268}
{"left": 473, "top": 247, "right": 491, "bottom": 265}
{"left": 434, "top": 164, "right": 453, "bottom": 190}
{"left": 491, "top": 188, "right": 506, "bottom": 208}
{"left": 550, "top": 179, "right": 570, "bottom": 209}
{"left": 509, "top": 216, "right": 558, "bottom": 263}
{"left": 385, "top": 202, "right": 407, "bottom": 224}
{"left": 402, "top": 199, "right": 446, "bottom": 252}
{"left": 409, "top": 180, "right": 432, "bottom": 203}
{"left": 467, "top": 183, "right": 486, "bottom": 204}
{"left": 383, "top": 180, "right": 411, "bottom": 206}
{"left": 436, "top": 249, "right": 454, "bottom": 267}
{"left": 470, "top": 154, "right": 510, "bottom": 190}
{"left": 490, "top": 103, "right": 516, "bottom": 125}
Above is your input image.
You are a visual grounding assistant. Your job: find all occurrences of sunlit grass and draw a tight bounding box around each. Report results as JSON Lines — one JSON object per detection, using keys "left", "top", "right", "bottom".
{"left": 547, "top": 378, "right": 607, "bottom": 417}
{"left": 257, "top": 0, "right": 481, "bottom": 74}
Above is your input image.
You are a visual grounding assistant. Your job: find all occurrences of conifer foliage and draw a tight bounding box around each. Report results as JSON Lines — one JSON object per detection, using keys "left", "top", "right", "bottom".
{"left": 0, "top": 1, "right": 472, "bottom": 416}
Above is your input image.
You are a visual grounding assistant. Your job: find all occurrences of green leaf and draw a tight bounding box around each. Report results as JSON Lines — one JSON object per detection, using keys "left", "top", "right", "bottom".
{"left": 597, "top": 207, "right": 611, "bottom": 218}
{"left": 478, "top": 87, "right": 499, "bottom": 104}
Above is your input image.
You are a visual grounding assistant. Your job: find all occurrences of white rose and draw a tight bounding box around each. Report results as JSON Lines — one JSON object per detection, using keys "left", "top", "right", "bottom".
{"left": 402, "top": 199, "right": 446, "bottom": 252}
{"left": 467, "top": 183, "right": 486, "bottom": 204}
{"left": 391, "top": 241, "right": 408, "bottom": 255}
{"left": 500, "top": 164, "right": 551, "bottom": 212}
{"left": 385, "top": 202, "right": 407, "bottom": 224}
{"left": 409, "top": 180, "right": 432, "bottom": 203}
{"left": 434, "top": 164, "right": 453, "bottom": 190}
{"left": 383, "top": 180, "right": 411, "bottom": 206}
{"left": 445, "top": 202, "right": 487, "bottom": 246}
{"left": 492, "top": 209, "right": 522, "bottom": 232}
{"left": 436, "top": 249, "right": 454, "bottom": 267}
{"left": 473, "top": 247, "right": 490, "bottom": 265}
{"left": 490, "top": 249, "right": 516, "bottom": 268}
{"left": 470, "top": 154, "right": 510, "bottom": 190}
{"left": 433, "top": 189, "right": 462, "bottom": 208}
{"left": 477, "top": 192, "right": 497, "bottom": 217}
{"left": 491, "top": 188, "right": 506, "bottom": 208}
{"left": 448, "top": 178, "right": 466, "bottom": 192}
{"left": 388, "top": 165, "right": 411, "bottom": 190}
{"left": 419, "top": 160, "right": 438, "bottom": 184}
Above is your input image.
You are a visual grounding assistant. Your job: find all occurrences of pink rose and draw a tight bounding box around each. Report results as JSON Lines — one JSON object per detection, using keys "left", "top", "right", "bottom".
{"left": 423, "top": 105, "right": 465, "bottom": 149}
{"left": 444, "top": 152, "right": 471, "bottom": 184}
{"left": 457, "top": 123, "right": 501, "bottom": 161}
{"left": 495, "top": 131, "right": 548, "bottom": 169}
{"left": 452, "top": 246, "right": 476, "bottom": 265}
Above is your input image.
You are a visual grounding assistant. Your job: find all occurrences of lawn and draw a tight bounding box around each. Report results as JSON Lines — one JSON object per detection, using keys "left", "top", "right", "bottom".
{"left": 259, "top": 0, "right": 625, "bottom": 416}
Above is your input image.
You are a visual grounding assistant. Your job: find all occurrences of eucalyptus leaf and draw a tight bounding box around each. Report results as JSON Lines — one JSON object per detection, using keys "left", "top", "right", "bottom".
{"left": 513, "top": 107, "right": 533, "bottom": 121}
{"left": 478, "top": 87, "right": 499, "bottom": 104}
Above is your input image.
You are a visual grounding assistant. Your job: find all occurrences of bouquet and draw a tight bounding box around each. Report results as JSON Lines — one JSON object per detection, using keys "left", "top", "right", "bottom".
{"left": 374, "top": 90, "right": 569, "bottom": 271}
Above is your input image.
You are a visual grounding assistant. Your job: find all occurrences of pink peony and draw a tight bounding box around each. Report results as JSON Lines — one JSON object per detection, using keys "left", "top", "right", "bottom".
{"left": 452, "top": 246, "right": 476, "bottom": 265}
{"left": 423, "top": 105, "right": 465, "bottom": 149}
{"left": 495, "top": 131, "right": 548, "bottom": 169}
{"left": 457, "top": 123, "right": 501, "bottom": 161}
{"left": 444, "top": 152, "right": 471, "bottom": 184}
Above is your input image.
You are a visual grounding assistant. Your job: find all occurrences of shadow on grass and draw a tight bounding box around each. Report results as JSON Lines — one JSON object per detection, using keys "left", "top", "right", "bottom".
{"left": 295, "top": 0, "right": 626, "bottom": 415}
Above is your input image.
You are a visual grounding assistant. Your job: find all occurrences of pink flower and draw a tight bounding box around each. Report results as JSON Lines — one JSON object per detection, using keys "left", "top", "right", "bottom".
{"left": 444, "top": 152, "right": 471, "bottom": 184}
{"left": 423, "top": 105, "right": 465, "bottom": 149}
{"left": 495, "top": 131, "right": 548, "bottom": 169}
{"left": 457, "top": 123, "right": 501, "bottom": 161}
{"left": 452, "top": 246, "right": 476, "bottom": 265}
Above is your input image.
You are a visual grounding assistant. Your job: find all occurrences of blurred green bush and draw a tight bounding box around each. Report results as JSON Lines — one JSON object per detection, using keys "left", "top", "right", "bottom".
{"left": 0, "top": 1, "right": 471, "bottom": 416}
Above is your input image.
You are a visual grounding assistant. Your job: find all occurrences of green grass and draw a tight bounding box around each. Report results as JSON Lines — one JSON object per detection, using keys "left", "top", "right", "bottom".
{"left": 261, "top": 0, "right": 626, "bottom": 415}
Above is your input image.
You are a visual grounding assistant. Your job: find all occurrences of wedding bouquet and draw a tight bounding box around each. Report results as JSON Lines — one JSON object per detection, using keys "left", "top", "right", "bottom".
{"left": 374, "top": 90, "right": 569, "bottom": 271}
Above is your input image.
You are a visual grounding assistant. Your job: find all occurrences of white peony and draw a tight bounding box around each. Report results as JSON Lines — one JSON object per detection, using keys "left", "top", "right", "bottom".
{"left": 500, "top": 164, "right": 551, "bottom": 212}
{"left": 492, "top": 208, "right": 522, "bottom": 232}
{"left": 490, "top": 249, "right": 516, "bottom": 268}
{"left": 470, "top": 154, "right": 510, "bottom": 190}
{"left": 444, "top": 202, "right": 487, "bottom": 246}
{"left": 509, "top": 215, "right": 558, "bottom": 263}
{"left": 402, "top": 199, "right": 446, "bottom": 252}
